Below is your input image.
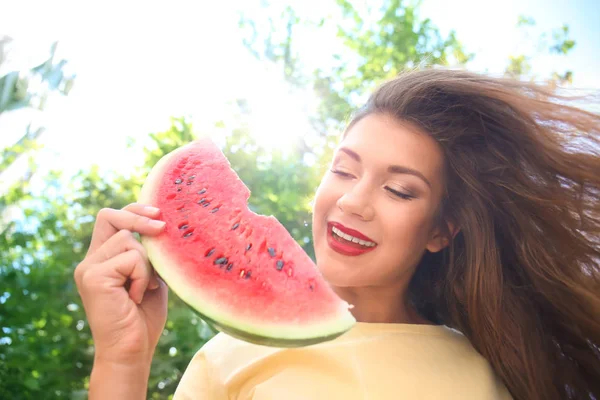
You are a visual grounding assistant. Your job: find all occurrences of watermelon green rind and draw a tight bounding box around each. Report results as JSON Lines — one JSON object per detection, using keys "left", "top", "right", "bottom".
{"left": 138, "top": 140, "right": 356, "bottom": 347}
{"left": 185, "top": 302, "right": 351, "bottom": 348}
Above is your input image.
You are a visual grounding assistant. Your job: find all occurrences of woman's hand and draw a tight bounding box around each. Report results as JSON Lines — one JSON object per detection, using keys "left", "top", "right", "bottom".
{"left": 74, "top": 203, "right": 169, "bottom": 399}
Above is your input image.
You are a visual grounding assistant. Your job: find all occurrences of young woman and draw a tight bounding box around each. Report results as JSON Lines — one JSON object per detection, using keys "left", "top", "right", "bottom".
{"left": 74, "top": 69, "right": 600, "bottom": 400}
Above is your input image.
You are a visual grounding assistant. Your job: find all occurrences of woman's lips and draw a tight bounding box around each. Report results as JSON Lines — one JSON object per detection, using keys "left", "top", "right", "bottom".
{"left": 326, "top": 222, "right": 377, "bottom": 256}
{"left": 329, "top": 222, "right": 375, "bottom": 242}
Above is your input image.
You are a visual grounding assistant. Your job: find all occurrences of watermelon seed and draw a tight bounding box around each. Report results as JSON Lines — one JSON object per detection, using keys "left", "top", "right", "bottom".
{"left": 210, "top": 207, "right": 219, "bottom": 213}
{"left": 186, "top": 181, "right": 193, "bottom": 185}
{"left": 175, "top": 178, "right": 183, "bottom": 184}
{"left": 239, "top": 269, "right": 245, "bottom": 278}
{"left": 246, "top": 244, "right": 252, "bottom": 251}
{"left": 198, "top": 188, "right": 206, "bottom": 195}
{"left": 226, "top": 263, "right": 234, "bottom": 271}
{"left": 183, "top": 231, "right": 193, "bottom": 238}
{"left": 309, "top": 284, "right": 314, "bottom": 291}
{"left": 202, "top": 202, "right": 211, "bottom": 207}
{"left": 244, "top": 271, "right": 252, "bottom": 279}
{"left": 189, "top": 175, "right": 196, "bottom": 179}
{"left": 177, "top": 188, "right": 182, "bottom": 192}
{"left": 178, "top": 223, "right": 189, "bottom": 230}
{"left": 214, "top": 257, "right": 228, "bottom": 265}
{"left": 268, "top": 247, "right": 276, "bottom": 257}
{"left": 198, "top": 198, "right": 207, "bottom": 204}
{"left": 205, "top": 248, "right": 215, "bottom": 257}
{"left": 276, "top": 260, "right": 284, "bottom": 271}
{"left": 231, "top": 223, "right": 239, "bottom": 230}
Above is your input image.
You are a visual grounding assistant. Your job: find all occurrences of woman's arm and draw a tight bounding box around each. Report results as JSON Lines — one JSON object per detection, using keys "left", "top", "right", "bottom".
{"left": 89, "top": 359, "right": 151, "bottom": 400}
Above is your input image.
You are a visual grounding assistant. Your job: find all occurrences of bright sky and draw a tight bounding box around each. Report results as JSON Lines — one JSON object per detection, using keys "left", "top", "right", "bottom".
{"left": 1, "top": 0, "right": 598, "bottom": 192}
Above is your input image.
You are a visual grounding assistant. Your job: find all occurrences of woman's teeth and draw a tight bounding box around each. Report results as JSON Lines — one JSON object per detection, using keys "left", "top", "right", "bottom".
{"left": 331, "top": 226, "right": 376, "bottom": 247}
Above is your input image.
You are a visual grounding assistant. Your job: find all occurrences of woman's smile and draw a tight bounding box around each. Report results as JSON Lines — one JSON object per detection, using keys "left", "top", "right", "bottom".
{"left": 327, "top": 221, "right": 378, "bottom": 256}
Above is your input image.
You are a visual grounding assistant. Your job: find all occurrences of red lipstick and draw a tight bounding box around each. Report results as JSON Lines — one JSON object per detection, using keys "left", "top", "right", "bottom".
{"left": 330, "top": 222, "right": 375, "bottom": 242}
{"left": 326, "top": 222, "right": 377, "bottom": 257}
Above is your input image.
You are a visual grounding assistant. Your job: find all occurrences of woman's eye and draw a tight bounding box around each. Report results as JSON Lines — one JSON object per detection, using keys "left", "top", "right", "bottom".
{"left": 330, "top": 169, "right": 354, "bottom": 178}
{"left": 385, "top": 186, "right": 414, "bottom": 200}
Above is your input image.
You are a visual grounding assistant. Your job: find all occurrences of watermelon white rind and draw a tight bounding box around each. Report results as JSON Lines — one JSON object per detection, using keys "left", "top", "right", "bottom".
{"left": 138, "top": 139, "right": 356, "bottom": 347}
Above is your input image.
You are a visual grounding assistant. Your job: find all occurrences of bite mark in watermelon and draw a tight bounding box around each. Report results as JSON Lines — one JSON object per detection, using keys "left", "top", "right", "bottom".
{"left": 139, "top": 138, "right": 355, "bottom": 347}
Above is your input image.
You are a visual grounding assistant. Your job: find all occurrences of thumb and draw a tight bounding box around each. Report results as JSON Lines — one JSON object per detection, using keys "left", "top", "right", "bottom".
{"left": 147, "top": 266, "right": 162, "bottom": 290}
{"left": 139, "top": 278, "right": 168, "bottom": 321}
{"left": 148, "top": 275, "right": 160, "bottom": 290}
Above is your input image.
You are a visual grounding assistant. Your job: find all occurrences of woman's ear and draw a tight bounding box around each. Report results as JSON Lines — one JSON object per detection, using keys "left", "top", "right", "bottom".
{"left": 426, "top": 220, "right": 460, "bottom": 253}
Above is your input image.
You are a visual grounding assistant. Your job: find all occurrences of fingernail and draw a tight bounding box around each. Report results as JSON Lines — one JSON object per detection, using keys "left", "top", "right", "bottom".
{"left": 144, "top": 206, "right": 160, "bottom": 214}
{"left": 149, "top": 220, "right": 166, "bottom": 229}
{"left": 131, "top": 292, "right": 142, "bottom": 305}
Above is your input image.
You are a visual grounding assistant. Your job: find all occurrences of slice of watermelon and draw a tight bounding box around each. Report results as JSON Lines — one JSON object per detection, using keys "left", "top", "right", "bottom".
{"left": 139, "top": 138, "right": 355, "bottom": 347}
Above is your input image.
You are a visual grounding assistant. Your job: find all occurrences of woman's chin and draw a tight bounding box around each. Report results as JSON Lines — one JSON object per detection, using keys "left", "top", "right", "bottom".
{"left": 316, "top": 260, "right": 360, "bottom": 288}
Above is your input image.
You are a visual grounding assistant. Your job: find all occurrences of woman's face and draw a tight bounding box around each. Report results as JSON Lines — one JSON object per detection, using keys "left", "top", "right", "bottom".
{"left": 312, "top": 113, "right": 448, "bottom": 289}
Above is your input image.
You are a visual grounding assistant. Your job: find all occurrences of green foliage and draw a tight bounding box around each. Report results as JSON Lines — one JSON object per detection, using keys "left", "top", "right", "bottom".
{"left": 517, "top": 14, "right": 535, "bottom": 27}
{"left": 0, "top": 125, "right": 44, "bottom": 174}
{"left": 315, "top": 0, "right": 473, "bottom": 131}
{"left": 550, "top": 25, "right": 576, "bottom": 55}
{"left": 142, "top": 117, "right": 198, "bottom": 171}
{"left": 0, "top": 38, "right": 76, "bottom": 239}
{"left": 505, "top": 16, "right": 576, "bottom": 84}
{"left": 505, "top": 54, "right": 532, "bottom": 78}
{"left": 239, "top": 4, "right": 305, "bottom": 86}
{"left": 0, "top": 40, "right": 74, "bottom": 115}
{"left": 0, "top": 168, "right": 131, "bottom": 398}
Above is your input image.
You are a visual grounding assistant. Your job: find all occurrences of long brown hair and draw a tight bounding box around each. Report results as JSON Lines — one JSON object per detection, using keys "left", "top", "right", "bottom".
{"left": 348, "top": 69, "right": 600, "bottom": 400}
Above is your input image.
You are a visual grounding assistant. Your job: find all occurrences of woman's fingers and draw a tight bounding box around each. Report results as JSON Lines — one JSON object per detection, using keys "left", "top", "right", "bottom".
{"left": 87, "top": 205, "right": 165, "bottom": 255}
{"left": 121, "top": 203, "right": 161, "bottom": 215}
{"left": 99, "top": 249, "right": 153, "bottom": 304}
{"left": 88, "top": 229, "right": 146, "bottom": 264}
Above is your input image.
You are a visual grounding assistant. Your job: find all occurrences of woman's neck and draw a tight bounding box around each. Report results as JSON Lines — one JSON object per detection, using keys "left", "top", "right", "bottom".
{"left": 334, "top": 285, "right": 431, "bottom": 325}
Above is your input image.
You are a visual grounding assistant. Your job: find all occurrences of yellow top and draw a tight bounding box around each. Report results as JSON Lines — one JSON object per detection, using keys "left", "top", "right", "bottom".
{"left": 174, "top": 322, "right": 513, "bottom": 400}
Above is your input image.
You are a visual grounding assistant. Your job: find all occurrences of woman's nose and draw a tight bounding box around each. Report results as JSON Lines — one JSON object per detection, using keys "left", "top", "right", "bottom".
{"left": 336, "top": 182, "right": 375, "bottom": 221}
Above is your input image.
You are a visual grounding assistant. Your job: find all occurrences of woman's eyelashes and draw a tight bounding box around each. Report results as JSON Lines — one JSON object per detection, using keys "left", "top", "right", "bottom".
{"left": 331, "top": 169, "right": 415, "bottom": 201}
{"left": 384, "top": 186, "right": 415, "bottom": 200}
{"left": 330, "top": 168, "right": 354, "bottom": 178}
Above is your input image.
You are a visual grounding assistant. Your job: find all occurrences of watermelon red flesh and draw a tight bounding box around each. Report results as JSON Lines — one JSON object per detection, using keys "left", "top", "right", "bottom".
{"left": 139, "top": 138, "right": 355, "bottom": 347}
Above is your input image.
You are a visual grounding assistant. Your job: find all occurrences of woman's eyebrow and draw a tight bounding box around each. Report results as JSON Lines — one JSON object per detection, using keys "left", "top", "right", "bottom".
{"left": 338, "top": 146, "right": 431, "bottom": 187}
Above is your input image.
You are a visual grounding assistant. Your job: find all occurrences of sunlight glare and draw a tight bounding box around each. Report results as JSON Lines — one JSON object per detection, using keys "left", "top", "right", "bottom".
{"left": 236, "top": 65, "right": 315, "bottom": 154}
